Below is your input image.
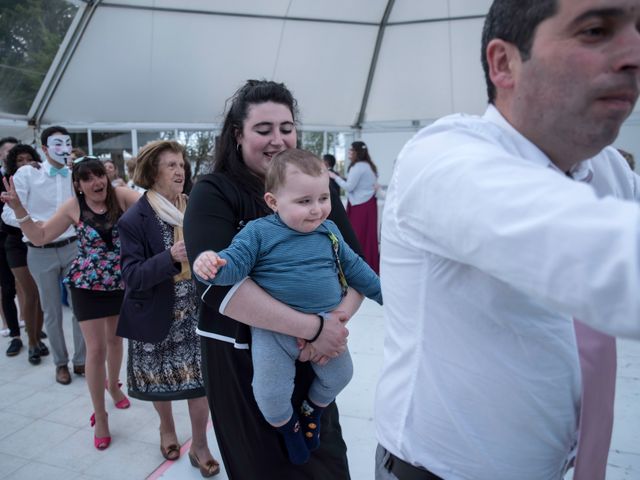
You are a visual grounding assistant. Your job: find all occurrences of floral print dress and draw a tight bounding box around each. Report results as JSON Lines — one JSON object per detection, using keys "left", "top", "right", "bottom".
{"left": 127, "top": 213, "right": 204, "bottom": 401}
{"left": 64, "top": 196, "right": 123, "bottom": 291}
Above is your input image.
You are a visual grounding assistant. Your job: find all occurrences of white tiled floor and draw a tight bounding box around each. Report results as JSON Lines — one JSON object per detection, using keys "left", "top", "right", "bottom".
{"left": 0, "top": 300, "right": 638, "bottom": 479}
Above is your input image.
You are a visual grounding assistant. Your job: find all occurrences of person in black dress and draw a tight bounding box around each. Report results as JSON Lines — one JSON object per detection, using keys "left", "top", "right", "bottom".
{"left": 184, "top": 80, "right": 366, "bottom": 479}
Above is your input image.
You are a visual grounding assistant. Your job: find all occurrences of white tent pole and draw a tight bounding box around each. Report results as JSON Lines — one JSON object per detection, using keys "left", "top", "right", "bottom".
{"left": 353, "top": 0, "right": 396, "bottom": 130}
{"left": 87, "top": 128, "right": 93, "bottom": 155}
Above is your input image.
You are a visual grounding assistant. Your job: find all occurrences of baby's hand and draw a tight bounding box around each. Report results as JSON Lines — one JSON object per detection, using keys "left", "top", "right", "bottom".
{"left": 193, "top": 250, "right": 227, "bottom": 280}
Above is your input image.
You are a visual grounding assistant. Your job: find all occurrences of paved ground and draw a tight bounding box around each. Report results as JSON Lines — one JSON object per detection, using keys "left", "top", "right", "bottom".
{"left": 0, "top": 300, "right": 638, "bottom": 479}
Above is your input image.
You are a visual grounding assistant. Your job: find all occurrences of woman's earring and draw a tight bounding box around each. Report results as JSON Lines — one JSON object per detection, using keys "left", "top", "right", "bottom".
{"left": 236, "top": 143, "right": 242, "bottom": 152}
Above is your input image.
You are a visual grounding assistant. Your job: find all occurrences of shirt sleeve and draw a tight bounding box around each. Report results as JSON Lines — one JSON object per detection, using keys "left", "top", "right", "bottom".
{"left": 184, "top": 175, "right": 243, "bottom": 307}
{"left": 11, "top": 166, "right": 30, "bottom": 209}
{"left": 118, "top": 213, "right": 180, "bottom": 292}
{"left": 391, "top": 140, "right": 640, "bottom": 338}
{"left": 326, "top": 221, "right": 382, "bottom": 304}
{"left": 334, "top": 163, "right": 364, "bottom": 192}
{"left": 196, "top": 220, "right": 262, "bottom": 286}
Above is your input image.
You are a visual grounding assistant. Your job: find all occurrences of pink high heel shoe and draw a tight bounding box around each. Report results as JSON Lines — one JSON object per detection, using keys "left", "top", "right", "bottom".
{"left": 90, "top": 413, "right": 111, "bottom": 450}
{"left": 105, "top": 379, "right": 130, "bottom": 409}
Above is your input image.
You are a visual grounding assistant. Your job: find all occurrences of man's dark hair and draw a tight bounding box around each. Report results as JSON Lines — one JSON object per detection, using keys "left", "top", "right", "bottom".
{"left": 40, "top": 125, "right": 69, "bottom": 147}
{"left": 323, "top": 154, "right": 336, "bottom": 169}
{"left": 481, "top": 0, "right": 558, "bottom": 103}
{"left": 0, "top": 137, "right": 19, "bottom": 149}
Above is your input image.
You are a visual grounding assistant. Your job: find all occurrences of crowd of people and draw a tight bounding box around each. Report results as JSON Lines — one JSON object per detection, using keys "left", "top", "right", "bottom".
{"left": 0, "top": 0, "right": 639, "bottom": 479}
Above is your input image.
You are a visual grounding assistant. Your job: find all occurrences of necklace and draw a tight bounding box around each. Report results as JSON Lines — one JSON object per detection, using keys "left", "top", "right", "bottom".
{"left": 86, "top": 201, "right": 106, "bottom": 214}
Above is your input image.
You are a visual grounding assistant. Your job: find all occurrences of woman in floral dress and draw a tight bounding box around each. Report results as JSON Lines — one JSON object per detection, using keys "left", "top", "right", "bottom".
{"left": 1, "top": 156, "right": 140, "bottom": 450}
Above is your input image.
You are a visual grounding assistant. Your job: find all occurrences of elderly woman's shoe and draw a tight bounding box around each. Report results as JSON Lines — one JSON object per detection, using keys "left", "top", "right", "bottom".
{"left": 160, "top": 431, "right": 180, "bottom": 460}
{"left": 188, "top": 451, "right": 220, "bottom": 477}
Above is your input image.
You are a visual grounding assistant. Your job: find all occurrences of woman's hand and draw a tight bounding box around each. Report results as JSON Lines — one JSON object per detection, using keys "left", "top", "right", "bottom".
{"left": 170, "top": 240, "right": 189, "bottom": 263}
{"left": 193, "top": 250, "right": 227, "bottom": 280}
{"left": 328, "top": 171, "right": 338, "bottom": 180}
{"left": 311, "top": 311, "right": 349, "bottom": 358}
{"left": 0, "top": 176, "right": 25, "bottom": 212}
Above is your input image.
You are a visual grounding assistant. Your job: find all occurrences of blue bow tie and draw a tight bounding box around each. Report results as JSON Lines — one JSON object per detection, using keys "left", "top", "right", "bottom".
{"left": 49, "top": 166, "right": 69, "bottom": 177}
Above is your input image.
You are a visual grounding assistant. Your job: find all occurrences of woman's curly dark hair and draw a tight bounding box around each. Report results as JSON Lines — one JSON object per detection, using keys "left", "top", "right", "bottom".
{"left": 5, "top": 144, "right": 42, "bottom": 176}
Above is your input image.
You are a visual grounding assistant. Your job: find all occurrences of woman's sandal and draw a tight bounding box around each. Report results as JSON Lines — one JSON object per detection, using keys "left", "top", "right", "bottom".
{"left": 188, "top": 451, "right": 220, "bottom": 478}
{"left": 159, "top": 432, "right": 181, "bottom": 461}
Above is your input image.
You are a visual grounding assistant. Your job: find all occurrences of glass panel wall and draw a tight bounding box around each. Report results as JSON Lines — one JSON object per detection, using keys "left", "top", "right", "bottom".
{"left": 68, "top": 131, "right": 89, "bottom": 157}
{"left": 177, "top": 130, "right": 216, "bottom": 179}
{"left": 137, "top": 130, "right": 174, "bottom": 150}
{"left": 92, "top": 131, "right": 132, "bottom": 181}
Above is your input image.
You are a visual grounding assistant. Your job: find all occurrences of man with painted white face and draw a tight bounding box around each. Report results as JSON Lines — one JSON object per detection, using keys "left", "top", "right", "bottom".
{"left": 12, "top": 126, "right": 85, "bottom": 384}
{"left": 375, "top": 1, "right": 640, "bottom": 479}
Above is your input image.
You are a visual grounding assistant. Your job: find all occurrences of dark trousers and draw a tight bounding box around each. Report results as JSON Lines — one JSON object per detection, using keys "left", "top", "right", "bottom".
{"left": 201, "top": 335, "right": 351, "bottom": 480}
{"left": 0, "top": 235, "right": 18, "bottom": 337}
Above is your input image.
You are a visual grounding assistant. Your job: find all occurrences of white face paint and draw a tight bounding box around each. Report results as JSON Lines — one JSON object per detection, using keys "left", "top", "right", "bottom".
{"left": 46, "top": 134, "right": 72, "bottom": 165}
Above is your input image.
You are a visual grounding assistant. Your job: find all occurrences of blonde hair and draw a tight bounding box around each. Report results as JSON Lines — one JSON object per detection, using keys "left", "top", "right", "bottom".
{"left": 265, "top": 149, "right": 326, "bottom": 193}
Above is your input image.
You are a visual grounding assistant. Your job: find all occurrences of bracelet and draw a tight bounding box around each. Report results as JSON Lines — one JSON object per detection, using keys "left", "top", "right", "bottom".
{"left": 16, "top": 214, "right": 31, "bottom": 224}
{"left": 308, "top": 314, "right": 325, "bottom": 343}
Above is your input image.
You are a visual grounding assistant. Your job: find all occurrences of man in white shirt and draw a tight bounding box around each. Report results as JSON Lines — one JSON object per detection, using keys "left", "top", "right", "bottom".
{"left": 12, "top": 126, "right": 85, "bottom": 385}
{"left": 375, "top": 0, "right": 640, "bottom": 479}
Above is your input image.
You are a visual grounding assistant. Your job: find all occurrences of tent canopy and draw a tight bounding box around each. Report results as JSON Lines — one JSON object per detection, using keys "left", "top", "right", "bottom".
{"left": 2, "top": 0, "right": 638, "bottom": 149}
{"left": 15, "top": 0, "right": 495, "bottom": 134}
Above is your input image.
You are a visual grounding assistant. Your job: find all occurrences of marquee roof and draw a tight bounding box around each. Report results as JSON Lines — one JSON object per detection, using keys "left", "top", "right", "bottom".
{"left": 2, "top": 0, "right": 638, "bottom": 140}
{"left": 2, "top": 0, "right": 497, "bottom": 137}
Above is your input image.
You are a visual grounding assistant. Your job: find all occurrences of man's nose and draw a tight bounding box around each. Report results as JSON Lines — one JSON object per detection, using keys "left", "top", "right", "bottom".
{"left": 613, "top": 23, "right": 640, "bottom": 73}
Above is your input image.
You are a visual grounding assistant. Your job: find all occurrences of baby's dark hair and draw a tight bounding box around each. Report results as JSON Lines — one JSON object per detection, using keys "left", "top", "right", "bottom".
{"left": 265, "top": 149, "right": 326, "bottom": 194}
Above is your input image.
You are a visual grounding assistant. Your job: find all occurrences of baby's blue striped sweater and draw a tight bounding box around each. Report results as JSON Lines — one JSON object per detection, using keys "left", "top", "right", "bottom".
{"left": 200, "top": 213, "right": 382, "bottom": 312}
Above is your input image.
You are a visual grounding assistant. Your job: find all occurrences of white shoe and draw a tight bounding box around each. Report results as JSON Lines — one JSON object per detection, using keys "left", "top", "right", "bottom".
{"left": 0, "top": 328, "right": 10, "bottom": 337}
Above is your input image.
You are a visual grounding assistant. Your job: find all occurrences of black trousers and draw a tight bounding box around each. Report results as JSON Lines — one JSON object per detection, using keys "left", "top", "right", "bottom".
{"left": 0, "top": 234, "right": 18, "bottom": 337}
{"left": 201, "top": 336, "right": 351, "bottom": 480}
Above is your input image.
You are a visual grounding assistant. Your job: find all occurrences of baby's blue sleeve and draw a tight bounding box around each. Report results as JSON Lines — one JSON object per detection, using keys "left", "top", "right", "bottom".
{"left": 326, "top": 221, "right": 383, "bottom": 305}
{"left": 194, "top": 221, "right": 262, "bottom": 287}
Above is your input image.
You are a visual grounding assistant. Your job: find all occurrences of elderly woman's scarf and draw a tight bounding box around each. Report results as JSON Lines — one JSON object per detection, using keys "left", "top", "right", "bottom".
{"left": 146, "top": 190, "right": 191, "bottom": 282}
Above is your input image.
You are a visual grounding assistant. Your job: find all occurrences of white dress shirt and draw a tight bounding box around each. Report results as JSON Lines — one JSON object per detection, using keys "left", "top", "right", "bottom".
{"left": 11, "top": 160, "right": 75, "bottom": 241}
{"left": 333, "top": 161, "right": 377, "bottom": 205}
{"left": 375, "top": 105, "right": 640, "bottom": 480}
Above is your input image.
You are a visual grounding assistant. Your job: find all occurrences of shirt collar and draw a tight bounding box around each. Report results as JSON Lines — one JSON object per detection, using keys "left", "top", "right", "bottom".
{"left": 483, "top": 105, "right": 594, "bottom": 184}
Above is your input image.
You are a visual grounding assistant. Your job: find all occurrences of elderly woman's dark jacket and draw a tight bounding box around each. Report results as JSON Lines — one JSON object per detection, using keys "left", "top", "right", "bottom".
{"left": 117, "top": 193, "right": 181, "bottom": 343}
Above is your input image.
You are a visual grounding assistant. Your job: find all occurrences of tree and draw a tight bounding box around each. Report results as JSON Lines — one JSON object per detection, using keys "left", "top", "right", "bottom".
{"left": 0, "top": 0, "right": 77, "bottom": 114}
{"left": 179, "top": 130, "right": 215, "bottom": 178}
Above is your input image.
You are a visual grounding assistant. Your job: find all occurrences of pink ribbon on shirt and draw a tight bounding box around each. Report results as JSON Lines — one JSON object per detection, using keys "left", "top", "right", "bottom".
{"left": 572, "top": 319, "right": 616, "bottom": 480}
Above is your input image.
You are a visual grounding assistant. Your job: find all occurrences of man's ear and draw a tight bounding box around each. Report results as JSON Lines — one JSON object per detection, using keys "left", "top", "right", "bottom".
{"left": 486, "top": 39, "right": 521, "bottom": 93}
{"left": 264, "top": 192, "right": 278, "bottom": 212}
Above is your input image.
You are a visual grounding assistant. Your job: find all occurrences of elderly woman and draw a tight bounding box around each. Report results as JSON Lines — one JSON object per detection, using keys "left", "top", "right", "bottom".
{"left": 117, "top": 140, "right": 219, "bottom": 477}
{"left": 1, "top": 156, "right": 140, "bottom": 450}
